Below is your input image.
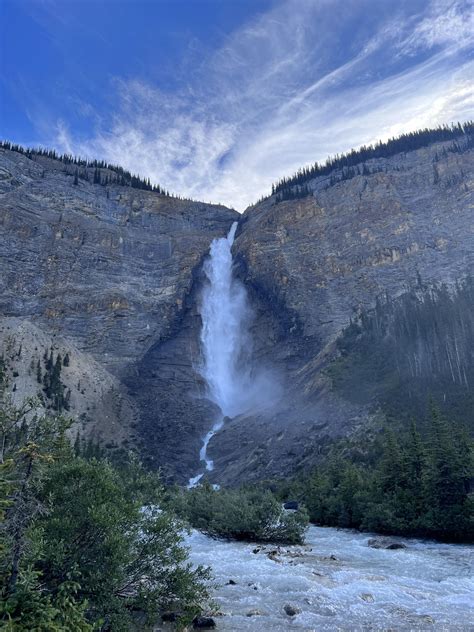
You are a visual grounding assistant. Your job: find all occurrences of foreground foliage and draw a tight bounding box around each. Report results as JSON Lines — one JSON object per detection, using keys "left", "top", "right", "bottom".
{"left": 279, "top": 407, "right": 473, "bottom": 542}
{"left": 0, "top": 391, "right": 210, "bottom": 630}
{"left": 168, "top": 483, "right": 308, "bottom": 545}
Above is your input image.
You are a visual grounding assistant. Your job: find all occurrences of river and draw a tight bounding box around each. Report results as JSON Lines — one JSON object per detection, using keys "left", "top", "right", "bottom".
{"left": 187, "top": 525, "right": 474, "bottom": 630}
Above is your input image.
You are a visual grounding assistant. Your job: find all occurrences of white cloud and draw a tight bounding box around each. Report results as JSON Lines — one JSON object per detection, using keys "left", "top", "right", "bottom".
{"left": 54, "top": 0, "right": 474, "bottom": 210}
{"left": 401, "top": 0, "right": 473, "bottom": 52}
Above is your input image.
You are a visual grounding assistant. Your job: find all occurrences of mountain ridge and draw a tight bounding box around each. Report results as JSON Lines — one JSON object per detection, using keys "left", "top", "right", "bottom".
{"left": 3, "top": 120, "right": 472, "bottom": 212}
{"left": 0, "top": 123, "right": 473, "bottom": 484}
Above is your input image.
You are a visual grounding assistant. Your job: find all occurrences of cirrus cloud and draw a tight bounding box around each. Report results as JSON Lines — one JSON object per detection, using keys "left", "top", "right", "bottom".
{"left": 54, "top": 0, "right": 474, "bottom": 210}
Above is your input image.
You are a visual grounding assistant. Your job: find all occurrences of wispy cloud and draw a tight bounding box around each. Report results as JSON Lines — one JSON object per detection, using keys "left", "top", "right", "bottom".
{"left": 53, "top": 0, "right": 473, "bottom": 210}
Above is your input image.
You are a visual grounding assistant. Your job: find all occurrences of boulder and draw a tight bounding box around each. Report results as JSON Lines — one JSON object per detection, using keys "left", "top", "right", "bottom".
{"left": 368, "top": 537, "right": 407, "bottom": 550}
{"left": 284, "top": 604, "right": 301, "bottom": 616}
{"left": 267, "top": 551, "right": 282, "bottom": 562}
{"left": 161, "top": 611, "right": 179, "bottom": 622}
{"left": 314, "top": 604, "right": 337, "bottom": 617}
{"left": 360, "top": 593, "right": 375, "bottom": 602}
{"left": 193, "top": 616, "right": 216, "bottom": 629}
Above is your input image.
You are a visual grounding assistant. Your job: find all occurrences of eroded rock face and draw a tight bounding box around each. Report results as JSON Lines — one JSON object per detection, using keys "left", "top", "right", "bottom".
{"left": 0, "top": 149, "right": 237, "bottom": 371}
{"left": 0, "top": 317, "right": 136, "bottom": 445}
{"left": 206, "top": 137, "right": 473, "bottom": 484}
{"left": 0, "top": 147, "right": 237, "bottom": 460}
{"left": 238, "top": 138, "right": 473, "bottom": 353}
{"left": 1, "top": 136, "right": 473, "bottom": 484}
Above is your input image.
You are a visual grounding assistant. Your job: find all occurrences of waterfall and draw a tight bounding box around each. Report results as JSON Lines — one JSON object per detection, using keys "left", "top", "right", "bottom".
{"left": 199, "top": 221, "right": 249, "bottom": 418}
{"left": 188, "top": 221, "right": 250, "bottom": 487}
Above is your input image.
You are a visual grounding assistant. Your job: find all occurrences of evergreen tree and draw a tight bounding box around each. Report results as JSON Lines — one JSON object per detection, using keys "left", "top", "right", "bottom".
{"left": 282, "top": 409, "right": 473, "bottom": 542}
{"left": 422, "top": 406, "right": 473, "bottom": 538}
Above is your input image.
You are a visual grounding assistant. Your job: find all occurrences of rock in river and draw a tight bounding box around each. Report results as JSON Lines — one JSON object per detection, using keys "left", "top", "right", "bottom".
{"left": 368, "top": 537, "right": 407, "bottom": 550}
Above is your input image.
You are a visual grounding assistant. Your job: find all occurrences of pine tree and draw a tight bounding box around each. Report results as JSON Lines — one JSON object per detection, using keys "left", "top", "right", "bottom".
{"left": 423, "top": 405, "right": 473, "bottom": 538}
{"left": 378, "top": 429, "right": 404, "bottom": 493}
{"left": 73, "top": 432, "right": 81, "bottom": 456}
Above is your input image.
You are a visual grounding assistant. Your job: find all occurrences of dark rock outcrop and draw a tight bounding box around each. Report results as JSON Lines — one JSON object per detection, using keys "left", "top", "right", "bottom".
{"left": 192, "top": 616, "right": 216, "bottom": 629}
{"left": 284, "top": 604, "right": 301, "bottom": 616}
{"left": 368, "top": 537, "right": 407, "bottom": 550}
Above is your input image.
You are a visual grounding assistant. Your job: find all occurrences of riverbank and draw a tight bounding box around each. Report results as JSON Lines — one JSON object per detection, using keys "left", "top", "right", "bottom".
{"left": 187, "top": 525, "right": 474, "bottom": 630}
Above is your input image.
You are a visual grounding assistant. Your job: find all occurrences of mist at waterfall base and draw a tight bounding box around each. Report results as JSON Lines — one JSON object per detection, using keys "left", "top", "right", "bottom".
{"left": 200, "top": 222, "right": 277, "bottom": 417}
{"left": 188, "top": 222, "right": 280, "bottom": 486}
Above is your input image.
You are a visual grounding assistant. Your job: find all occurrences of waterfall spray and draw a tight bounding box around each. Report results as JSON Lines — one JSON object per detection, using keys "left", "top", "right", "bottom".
{"left": 187, "top": 220, "right": 277, "bottom": 487}
{"left": 199, "top": 221, "right": 249, "bottom": 417}
{"left": 188, "top": 222, "right": 247, "bottom": 486}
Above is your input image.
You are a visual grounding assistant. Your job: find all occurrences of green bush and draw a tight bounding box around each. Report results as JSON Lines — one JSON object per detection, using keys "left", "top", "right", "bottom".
{"left": 0, "top": 396, "right": 211, "bottom": 631}
{"left": 169, "top": 483, "right": 308, "bottom": 545}
{"left": 0, "top": 571, "right": 92, "bottom": 632}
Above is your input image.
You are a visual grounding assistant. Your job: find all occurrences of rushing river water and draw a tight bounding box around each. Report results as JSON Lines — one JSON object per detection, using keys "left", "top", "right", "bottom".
{"left": 187, "top": 525, "right": 474, "bottom": 631}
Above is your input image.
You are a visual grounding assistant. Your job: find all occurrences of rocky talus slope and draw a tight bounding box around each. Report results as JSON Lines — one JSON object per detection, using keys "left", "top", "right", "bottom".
{"left": 0, "top": 132, "right": 472, "bottom": 484}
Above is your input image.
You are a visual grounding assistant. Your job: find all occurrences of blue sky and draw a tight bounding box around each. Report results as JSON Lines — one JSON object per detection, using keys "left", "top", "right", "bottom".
{"left": 1, "top": 0, "right": 472, "bottom": 209}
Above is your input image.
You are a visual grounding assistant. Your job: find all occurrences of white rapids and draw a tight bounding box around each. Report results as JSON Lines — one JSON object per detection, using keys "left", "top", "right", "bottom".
{"left": 187, "top": 525, "right": 474, "bottom": 631}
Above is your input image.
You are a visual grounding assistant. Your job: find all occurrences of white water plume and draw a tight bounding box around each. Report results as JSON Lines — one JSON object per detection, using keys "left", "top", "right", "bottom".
{"left": 188, "top": 221, "right": 277, "bottom": 487}
{"left": 199, "top": 221, "right": 249, "bottom": 418}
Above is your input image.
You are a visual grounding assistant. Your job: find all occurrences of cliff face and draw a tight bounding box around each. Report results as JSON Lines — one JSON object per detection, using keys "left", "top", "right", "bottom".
{"left": 206, "top": 136, "right": 474, "bottom": 484}
{"left": 237, "top": 138, "right": 473, "bottom": 348}
{"left": 0, "top": 134, "right": 473, "bottom": 485}
{"left": 0, "top": 147, "right": 238, "bottom": 464}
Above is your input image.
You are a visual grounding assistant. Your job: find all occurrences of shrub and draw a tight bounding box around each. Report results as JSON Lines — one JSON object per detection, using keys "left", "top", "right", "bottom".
{"left": 0, "top": 397, "right": 211, "bottom": 631}
{"left": 169, "top": 483, "right": 308, "bottom": 545}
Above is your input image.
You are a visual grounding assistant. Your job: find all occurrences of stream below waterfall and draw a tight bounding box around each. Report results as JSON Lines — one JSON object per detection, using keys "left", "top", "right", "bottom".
{"left": 187, "top": 525, "right": 474, "bottom": 631}
{"left": 184, "top": 224, "right": 473, "bottom": 630}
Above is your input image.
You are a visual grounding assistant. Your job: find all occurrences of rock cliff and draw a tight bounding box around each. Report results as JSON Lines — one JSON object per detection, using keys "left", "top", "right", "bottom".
{"left": 207, "top": 134, "right": 474, "bottom": 483}
{"left": 0, "top": 130, "right": 472, "bottom": 485}
{"left": 0, "top": 146, "right": 238, "bottom": 469}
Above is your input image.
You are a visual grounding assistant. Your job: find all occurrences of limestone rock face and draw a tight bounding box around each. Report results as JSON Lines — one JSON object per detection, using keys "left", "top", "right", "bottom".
{"left": 0, "top": 147, "right": 238, "bottom": 463}
{"left": 237, "top": 139, "right": 473, "bottom": 348}
{"left": 207, "top": 137, "right": 473, "bottom": 483}
{"left": 0, "top": 148, "right": 237, "bottom": 372}
{"left": 0, "top": 135, "right": 473, "bottom": 485}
